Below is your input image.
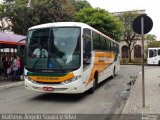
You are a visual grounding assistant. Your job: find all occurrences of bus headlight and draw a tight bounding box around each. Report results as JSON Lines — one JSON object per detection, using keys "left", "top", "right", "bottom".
{"left": 61, "top": 75, "right": 81, "bottom": 84}
{"left": 25, "top": 76, "right": 37, "bottom": 83}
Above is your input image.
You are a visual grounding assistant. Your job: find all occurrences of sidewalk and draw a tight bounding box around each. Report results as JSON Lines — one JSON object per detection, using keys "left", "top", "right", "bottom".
{"left": 0, "top": 79, "right": 24, "bottom": 91}
{"left": 121, "top": 67, "right": 160, "bottom": 119}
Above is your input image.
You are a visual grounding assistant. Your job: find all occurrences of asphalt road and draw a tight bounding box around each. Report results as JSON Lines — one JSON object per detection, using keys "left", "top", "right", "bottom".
{"left": 0, "top": 65, "right": 158, "bottom": 115}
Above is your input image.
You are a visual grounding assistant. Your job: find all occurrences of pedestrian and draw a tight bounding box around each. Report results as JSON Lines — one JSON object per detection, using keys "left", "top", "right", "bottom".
{"left": 20, "top": 57, "right": 24, "bottom": 76}
{"left": 2, "top": 56, "right": 8, "bottom": 80}
{"left": 10, "top": 55, "right": 18, "bottom": 81}
{"left": 17, "top": 56, "right": 21, "bottom": 75}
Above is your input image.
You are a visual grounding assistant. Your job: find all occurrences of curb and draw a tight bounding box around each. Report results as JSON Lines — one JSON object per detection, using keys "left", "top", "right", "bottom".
{"left": 121, "top": 71, "right": 142, "bottom": 114}
{"left": 121, "top": 67, "right": 160, "bottom": 116}
{"left": 0, "top": 81, "right": 24, "bottom": 91}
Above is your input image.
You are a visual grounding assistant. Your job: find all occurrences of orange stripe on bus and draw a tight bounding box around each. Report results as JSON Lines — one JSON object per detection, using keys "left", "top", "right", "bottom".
{"left": 28, "top": 72, "right": 74, "bottom": 83}
{"left": 86, "top": 52, "right": 115, "bottom": 85}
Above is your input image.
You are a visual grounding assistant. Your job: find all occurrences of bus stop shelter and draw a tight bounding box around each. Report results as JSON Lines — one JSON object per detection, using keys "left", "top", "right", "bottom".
{"left": 0, "top": 32, "right": 26, "bottom": 71}
{"left": 0, "top": 32, "right": 25, "bottom": 48}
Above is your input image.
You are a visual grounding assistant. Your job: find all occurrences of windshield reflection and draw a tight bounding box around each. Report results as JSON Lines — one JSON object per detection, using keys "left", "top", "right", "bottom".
{"left": 26, "top": 27, "right": 81, "bottom": 71}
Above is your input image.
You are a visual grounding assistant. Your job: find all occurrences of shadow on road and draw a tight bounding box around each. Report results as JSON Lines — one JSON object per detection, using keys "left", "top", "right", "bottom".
{"left": 96, "top": 74, "right": 120, "bottom": 90}
{"left": 29, "top": 74, "right": 121, "bottom": 103}
{"left": 30, "top": 92, "right": 88, "bottom": 103}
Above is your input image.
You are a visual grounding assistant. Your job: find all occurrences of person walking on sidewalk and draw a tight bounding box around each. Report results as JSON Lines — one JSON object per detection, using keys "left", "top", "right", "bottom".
{"left": 17, "top": 57, "right": 21, "bottom": 75}
{"left": 10, "top": 55, "right": 18, "bottom": 81}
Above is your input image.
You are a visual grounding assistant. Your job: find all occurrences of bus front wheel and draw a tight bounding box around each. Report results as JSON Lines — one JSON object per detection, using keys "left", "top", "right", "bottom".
{"left": 88, "top": 75, "right": 98, "bottom": 94}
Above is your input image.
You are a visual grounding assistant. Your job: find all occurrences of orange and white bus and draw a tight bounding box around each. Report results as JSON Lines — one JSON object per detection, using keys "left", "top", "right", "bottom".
{"left": 24, "top": 22, "right": 120, "bottom": 94}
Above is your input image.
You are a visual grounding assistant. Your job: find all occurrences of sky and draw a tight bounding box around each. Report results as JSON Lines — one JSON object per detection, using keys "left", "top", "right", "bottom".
{"left": 87, "top": 0, "right": 160, "bottom": 40}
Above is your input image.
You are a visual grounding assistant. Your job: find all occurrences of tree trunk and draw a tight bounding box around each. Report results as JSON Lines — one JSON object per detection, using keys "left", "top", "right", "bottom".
{"left": 128, "top": 48, "right": 132, "bottom": 63}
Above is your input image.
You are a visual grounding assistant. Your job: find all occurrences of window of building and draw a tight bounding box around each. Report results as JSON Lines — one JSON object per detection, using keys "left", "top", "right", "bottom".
{"left": 134, "top": 45, "right": 141, "bottom": 58}
{"left": 122, "top": 45, "right": 128, "bottom": 58}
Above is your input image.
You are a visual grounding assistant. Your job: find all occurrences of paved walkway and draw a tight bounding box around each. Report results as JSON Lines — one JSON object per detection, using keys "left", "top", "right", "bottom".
{"left": 0, "top": 78, "right": 24, "bottom": 91}
{"left": 121, "top": 67, "right": 160, "bottom": 119}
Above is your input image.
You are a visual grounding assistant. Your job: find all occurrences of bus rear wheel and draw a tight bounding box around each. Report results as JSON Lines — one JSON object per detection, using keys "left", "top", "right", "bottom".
{"left": 111, "top": 66, "right": 115, "bottom": 79}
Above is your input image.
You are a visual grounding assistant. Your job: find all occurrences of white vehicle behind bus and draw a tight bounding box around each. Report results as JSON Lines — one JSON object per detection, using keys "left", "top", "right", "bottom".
{"left": 147, "top": 47, "right": 160, "bottom": 65}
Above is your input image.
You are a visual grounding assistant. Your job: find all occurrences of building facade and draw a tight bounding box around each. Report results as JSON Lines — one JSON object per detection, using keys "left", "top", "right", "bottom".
{"left": 112, "top": 10, "right": 147, "bottom": 63}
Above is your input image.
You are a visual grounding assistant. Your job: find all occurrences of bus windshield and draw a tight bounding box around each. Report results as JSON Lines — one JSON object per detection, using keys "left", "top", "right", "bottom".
{"left": 26, "top": 27, "right": 81, "bottom": 72}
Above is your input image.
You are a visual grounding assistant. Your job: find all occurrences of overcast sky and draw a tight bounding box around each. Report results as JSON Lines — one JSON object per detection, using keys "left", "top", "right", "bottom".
{"left": 87, "top": 0, "right": 160, "bottom": 40}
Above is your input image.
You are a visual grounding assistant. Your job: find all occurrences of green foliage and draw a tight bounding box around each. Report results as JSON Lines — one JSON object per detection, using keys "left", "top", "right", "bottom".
{"left": 0, "top": 3, "right": 12, "bottom": 32}
{"left": 145, "top": 34, "right": 157, "bottom": 42}
{"left": 147, "top": 40, "right": 160, "bottom": 48}
{"left": 0, "top": 4, "right": 5, "bottom": 31}
{"left": 5, "top": 0, "right": 76, "bottom": 35}
{"left": 144, "top": 34, "right": 160, "bottom": 51}
{"left": 75, "top": 8, "right": 123, "bottom": 41}
{"left": 118, "top": 11, "right": 139, "bottom": 42}
{"left": 69, "top": 0, "right": 92, "bottom": 11}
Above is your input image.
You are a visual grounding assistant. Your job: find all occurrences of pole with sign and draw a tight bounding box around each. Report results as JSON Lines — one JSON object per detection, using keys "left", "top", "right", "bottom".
{"left": 132, "top": 14, "right": 153, "bottom": 108}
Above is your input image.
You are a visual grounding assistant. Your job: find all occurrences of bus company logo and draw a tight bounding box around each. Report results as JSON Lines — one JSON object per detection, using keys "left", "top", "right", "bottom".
{"left": 42, "top": 70, "right": 55, "bottom": 73}
{"left": 37, "top": 77, "right": 59, "bottom": 80}
{"left": 98, "top": 57, "right": 110, "bottom": 61}
{"left": 48, "top": 77, "right": 59, "bottom": 80}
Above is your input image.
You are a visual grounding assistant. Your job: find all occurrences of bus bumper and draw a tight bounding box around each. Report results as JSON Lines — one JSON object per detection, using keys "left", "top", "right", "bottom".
{"left": 24, "top": 78, "right": 87, "bottom": 94}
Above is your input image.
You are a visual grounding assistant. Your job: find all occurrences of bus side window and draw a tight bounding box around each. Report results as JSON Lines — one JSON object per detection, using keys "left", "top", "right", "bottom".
{"left": 149, "top": 49, "right": 157, "bottom": 58}
{"left": 149, "top": 50, "right": 153, "bottom": 58}
{"left": 83, "top": 28, "right": 91, "bottom": 64}
{"left": 158, "top": 49, "right": 160, "bottom": 55}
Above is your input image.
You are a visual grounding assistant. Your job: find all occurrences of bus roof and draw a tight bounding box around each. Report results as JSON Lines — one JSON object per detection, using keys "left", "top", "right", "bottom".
{"left": 29, "top": 22, "right": 119, "bottom": 44}
{"left": 29, "top": 22, "right": 91, "bottom": 30}
{"left": 148, "top": 47, "right": 160, "bottom": 49}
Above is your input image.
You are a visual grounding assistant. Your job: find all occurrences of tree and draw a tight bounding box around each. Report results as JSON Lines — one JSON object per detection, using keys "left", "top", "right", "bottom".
{"left": 145, "top": 34, "right": 157, "bottom": 42}
{"left": 0, "top": 3, "right": 12, "bottom": 32}
{"left": 145, "top": 34, "right": 160, "bottom": 48}
{"left": 147, "top": 41, "right": 160, "bottom": 48}
{"left": 5, "top": 0, "right": 76, "bottom": 35}
{"left": 118, "top": 11, "right": 139, "bottom": 62}
{"left": 75, "top": 7, "right": 123, "bottom": 41}
{"left": 69, "top": 0, "right": 92, "bottom": 12}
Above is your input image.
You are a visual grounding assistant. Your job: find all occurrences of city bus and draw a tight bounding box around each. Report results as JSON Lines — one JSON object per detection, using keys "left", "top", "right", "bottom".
{"left": 24, "top": 22, "right": 120, "bottom": 94}
{"left": 147, "top": 47, "right": 160, "bottom": 65}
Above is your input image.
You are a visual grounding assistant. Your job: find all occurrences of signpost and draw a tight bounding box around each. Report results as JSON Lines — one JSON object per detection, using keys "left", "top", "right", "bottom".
{"left": 132, "top": 14, "right": 153, "bottom": 108}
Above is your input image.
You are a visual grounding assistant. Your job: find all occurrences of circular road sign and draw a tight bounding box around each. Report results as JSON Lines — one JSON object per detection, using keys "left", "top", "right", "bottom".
{"left": 132, "top": 14, "right": 153, "bottom": 35}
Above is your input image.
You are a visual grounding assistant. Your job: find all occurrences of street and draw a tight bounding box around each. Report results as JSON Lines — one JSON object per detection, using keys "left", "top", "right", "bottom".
{"left": 0, "top": 65, "right": 158, "bottom": 115}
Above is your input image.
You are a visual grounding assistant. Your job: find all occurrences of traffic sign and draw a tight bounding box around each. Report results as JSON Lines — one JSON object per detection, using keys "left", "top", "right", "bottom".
{"left": 132, "top": 14, "right": 153, "bottom": 108}
{"left": 132, "top": 14, "right": 153, "bottom": 34}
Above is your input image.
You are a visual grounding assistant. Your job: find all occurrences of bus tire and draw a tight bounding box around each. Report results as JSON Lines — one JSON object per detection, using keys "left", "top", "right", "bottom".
{"left": 88, "top": 74, "right": 98, "bottom": 94}
{"left": 111, "top": 66, "right": 115, "bottom": 79}
{"left": 158, "top": 61, "right": 160, "bottom": 66}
